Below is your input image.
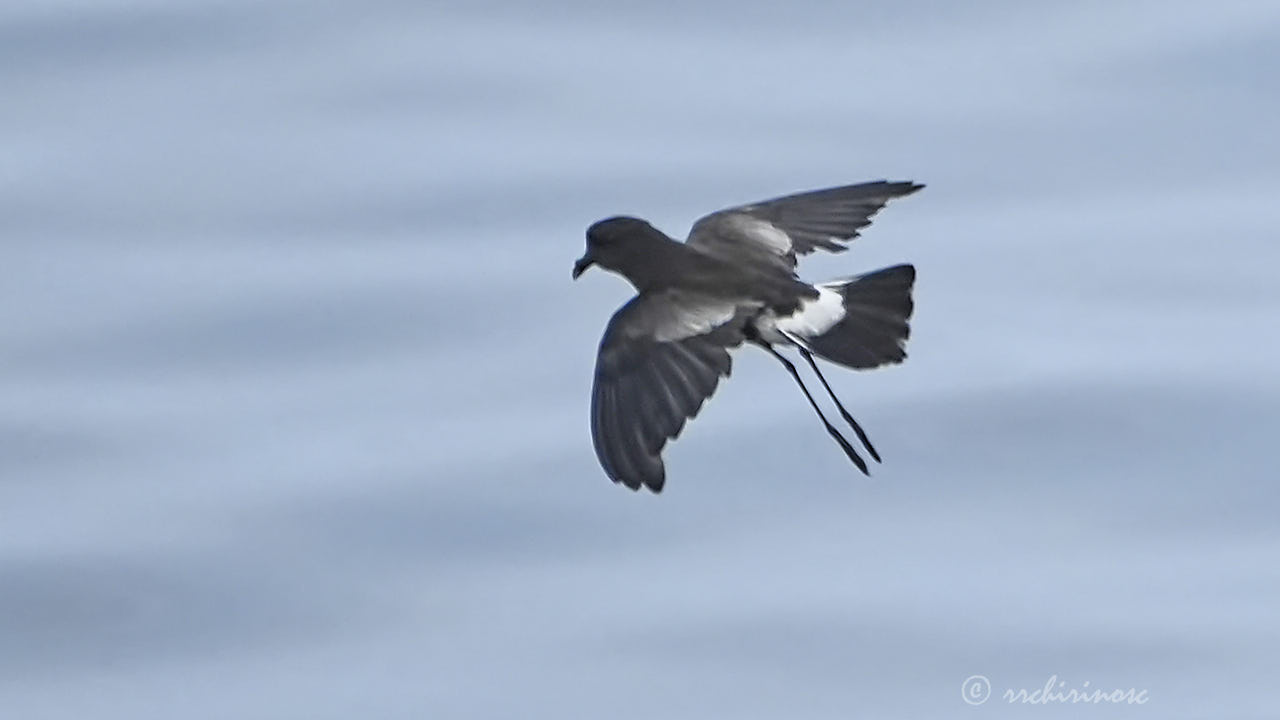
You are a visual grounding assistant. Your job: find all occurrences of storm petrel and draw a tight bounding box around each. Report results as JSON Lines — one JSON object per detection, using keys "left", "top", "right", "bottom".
{"left": 573, "top": 180, "right": 921, "bottom": 492}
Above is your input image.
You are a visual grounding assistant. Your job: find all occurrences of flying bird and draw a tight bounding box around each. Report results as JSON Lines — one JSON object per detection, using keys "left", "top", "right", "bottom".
{"left": 572, "top": 180, "right": 921, "bottom": 492}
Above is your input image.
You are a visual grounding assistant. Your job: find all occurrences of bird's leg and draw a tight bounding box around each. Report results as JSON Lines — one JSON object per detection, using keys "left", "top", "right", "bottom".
{"left": 796, "top": 347, "right": 882, "bottom": 463}
{"left": 754, "top": 340, "right": 869, "bottom": 475}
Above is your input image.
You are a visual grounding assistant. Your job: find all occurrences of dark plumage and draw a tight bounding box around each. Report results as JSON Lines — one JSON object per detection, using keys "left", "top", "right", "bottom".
{"left": 573, "top": 181, "right": 922, "bottom": 492}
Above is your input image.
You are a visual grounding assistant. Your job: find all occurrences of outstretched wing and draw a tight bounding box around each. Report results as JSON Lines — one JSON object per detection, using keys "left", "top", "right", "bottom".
{"left": 686, "top": 181, "right": 923, "bottom": 274}
{"left": 590, "top": 290, "right": 752, "bottom": 493}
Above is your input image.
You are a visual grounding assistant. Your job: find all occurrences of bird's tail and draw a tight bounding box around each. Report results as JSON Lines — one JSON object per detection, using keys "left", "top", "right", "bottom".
{"left": 794, "top": 264, "right": 915, "bottom": 370}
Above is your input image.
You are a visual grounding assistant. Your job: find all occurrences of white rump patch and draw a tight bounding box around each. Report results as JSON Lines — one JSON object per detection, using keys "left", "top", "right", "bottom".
{"left": 772, "top": 286, "right": 846, "bottom": 339}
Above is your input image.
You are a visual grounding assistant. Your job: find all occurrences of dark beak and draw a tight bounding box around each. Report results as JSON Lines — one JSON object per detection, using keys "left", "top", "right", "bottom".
{"left": 572, "top": 255, "right": 594, "bottom": 280}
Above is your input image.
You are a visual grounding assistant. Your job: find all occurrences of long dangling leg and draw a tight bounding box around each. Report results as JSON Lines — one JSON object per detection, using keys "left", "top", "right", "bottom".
{"left": 754, "top": 340, "right": 869, "bottom": 475}
{"left": 795, "top": 346, "right": 882, "bottom": 463}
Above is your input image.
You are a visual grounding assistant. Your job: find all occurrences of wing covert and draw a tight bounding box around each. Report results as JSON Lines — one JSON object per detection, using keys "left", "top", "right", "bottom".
{"left": 687, "top": 180, "right": 922, "bottom": 273}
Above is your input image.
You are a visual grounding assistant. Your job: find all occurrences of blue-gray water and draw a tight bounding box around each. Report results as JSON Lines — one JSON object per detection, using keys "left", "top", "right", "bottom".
{"left": 4, "top": 1, "right": 1278, "bottom": 718}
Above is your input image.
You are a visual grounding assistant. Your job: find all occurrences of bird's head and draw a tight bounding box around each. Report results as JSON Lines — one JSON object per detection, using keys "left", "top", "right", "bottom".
{"left": 572, "top": 216, "right": 661, "bottom": 280}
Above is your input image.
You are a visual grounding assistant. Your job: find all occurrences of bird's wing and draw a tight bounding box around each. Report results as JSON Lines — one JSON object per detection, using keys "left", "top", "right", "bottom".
{"left": 590, "top": 290, "right": 752, "bottom": 492}
{"left": 686, "top": 181, "right": 923, "bottom": 273}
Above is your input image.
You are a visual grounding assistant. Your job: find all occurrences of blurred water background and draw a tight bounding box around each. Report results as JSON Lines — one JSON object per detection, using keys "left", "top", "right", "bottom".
{"left": 3, "top": 1, "right": 1279, "bottom": 718}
